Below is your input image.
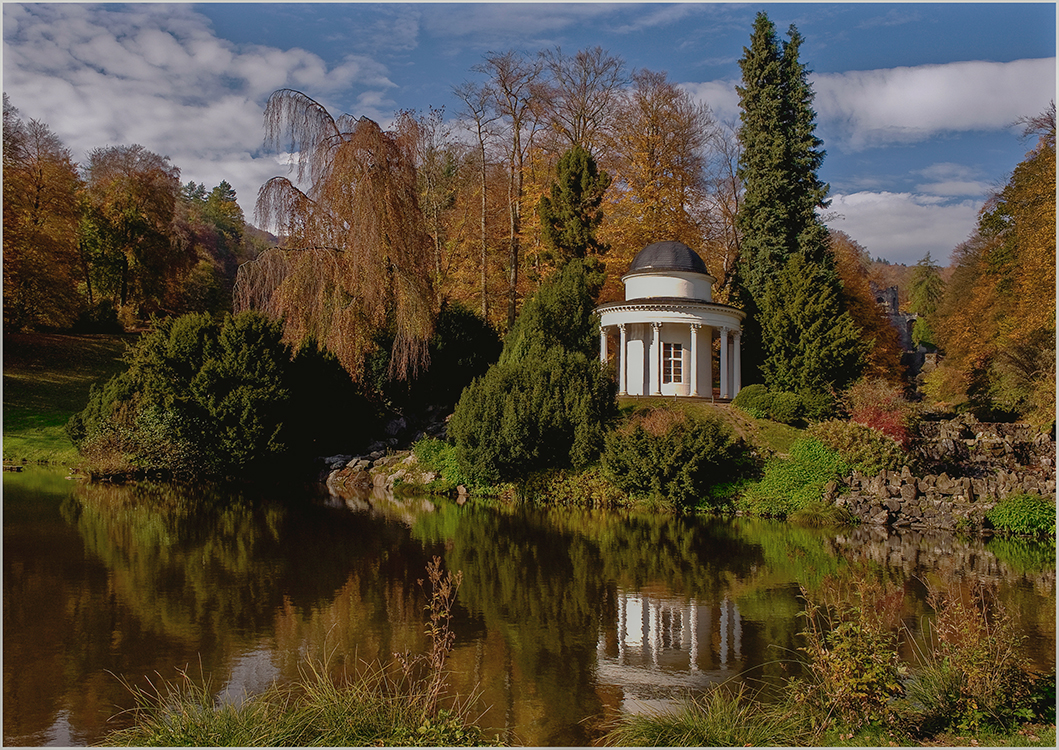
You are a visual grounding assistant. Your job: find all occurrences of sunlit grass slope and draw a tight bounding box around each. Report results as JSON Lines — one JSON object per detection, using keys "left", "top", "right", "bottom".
{"left": 3, "top": 333, "right": 134, "bottom": 464}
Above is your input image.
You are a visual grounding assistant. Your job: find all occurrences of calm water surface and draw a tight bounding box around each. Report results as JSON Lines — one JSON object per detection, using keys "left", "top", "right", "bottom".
{"left": 3, "top": 467, "right": 1055, "bottom": 746}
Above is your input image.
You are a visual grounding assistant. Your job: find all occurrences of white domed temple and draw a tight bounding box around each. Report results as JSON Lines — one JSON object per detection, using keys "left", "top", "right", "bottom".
{"left": 596, "top": 241, "right": 745, "bottom": 400}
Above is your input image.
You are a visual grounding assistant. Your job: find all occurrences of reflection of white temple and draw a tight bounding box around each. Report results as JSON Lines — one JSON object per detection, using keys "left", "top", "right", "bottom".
{"left": 597, "top": 589, "right": 743, "bottom": 712}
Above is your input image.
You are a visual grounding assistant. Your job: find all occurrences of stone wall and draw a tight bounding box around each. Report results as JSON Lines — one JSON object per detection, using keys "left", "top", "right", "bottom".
{"left": 832, "top": 415, "right": 1056, "bottom": 532}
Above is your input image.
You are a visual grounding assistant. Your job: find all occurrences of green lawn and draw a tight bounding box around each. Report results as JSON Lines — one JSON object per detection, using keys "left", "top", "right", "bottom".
{"left": 3, "top": 332, "right": 135, "bottom": 465}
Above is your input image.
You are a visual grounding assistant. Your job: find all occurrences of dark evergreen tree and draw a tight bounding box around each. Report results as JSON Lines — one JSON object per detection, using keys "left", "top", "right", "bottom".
{"left": 448, "top": 258, "right": 616, "bottom": 484}
{"left": 758, "top": 255, "right": 865, "bottom": 394}
{"left": 733, "top": 12, "right": 862, "bottom": 393}
{"left": 537, "top": 144, "right": 611, "bottom": 263}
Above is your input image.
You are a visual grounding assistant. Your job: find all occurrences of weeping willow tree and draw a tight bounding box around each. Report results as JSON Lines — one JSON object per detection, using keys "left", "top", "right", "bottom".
{"left": 234, "top": 89, "right": 435, "bottom": 382}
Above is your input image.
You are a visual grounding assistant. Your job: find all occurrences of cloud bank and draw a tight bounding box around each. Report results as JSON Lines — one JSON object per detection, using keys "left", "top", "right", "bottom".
{"left": 2, "top": 3, "right": 393, "bottom": 217}
{"left": 813, "top": 57, "right": 1056, "bottom": 149}
{"left": 684, "top": 57, "right": 1056, "bottom": 150}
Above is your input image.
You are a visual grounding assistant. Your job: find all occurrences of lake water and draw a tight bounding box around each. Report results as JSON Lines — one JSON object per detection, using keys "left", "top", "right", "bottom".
{"left": 3, "top": 467, "right": 1055, "bottom": 746}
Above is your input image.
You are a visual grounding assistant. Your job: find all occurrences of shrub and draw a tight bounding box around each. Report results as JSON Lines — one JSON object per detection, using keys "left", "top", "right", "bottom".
{"left": 799, "top": 389, "right": 837, "bottom": 422}
{"left": 448, "top": 346, "right": 616, "bottom": 486}
{"left": 601, "top": 405, "right": 749, "bottom": 509}
{"left": 795, "top": 576, "right": 906, "bottom": 729}
{"left": 986, "top": 493, "right": 1056, "bottom": 536}
{"left": 806, "top": 419, "right": 907, "bottom": 476}
{"left": 843, "top": 378, "right": 916, "bottom": 447}
{"left": 742, "top": 438, "right": 848, "bottom": 517}
{"left": 288, "top": 339, "right": 379, "bottom": 458}
{"left": 68, "top": 311, "right": 365, "bottom": 478}
{"left": 732, "top": 383, "right": 772, "bottom": 418}
{"left": 909, "top": 583, "right": 1037, "bottom": 732}
{"left": 412, "top": 437, "right": 471, "bottom": 490}
{"left": 770, "top": 391, "right": 804, "bottom": 425}
{"left": 375, "top": 301, "right": 502, "bottom": 412}
{"left": 499, "top": 257, "right": 604, "bottom": 366}
{"left": 448, "top": 258, "right": 616, "bottom": 486}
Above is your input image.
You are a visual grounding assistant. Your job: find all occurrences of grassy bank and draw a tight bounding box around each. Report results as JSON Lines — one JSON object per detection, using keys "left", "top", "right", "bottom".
{"left": 3, "top": 332, "right": 134, "bottom": 465}
{"left": 617, "top": 396, "right": 804, "bottom": 456}
{"left": 101, "top": 661, "right": 487, "bottom": 747}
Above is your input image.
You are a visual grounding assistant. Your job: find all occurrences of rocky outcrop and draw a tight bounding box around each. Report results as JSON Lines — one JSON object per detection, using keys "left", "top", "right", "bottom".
{"left": 832, "top": 415, "right": 1055, "bottom": 532}
{"left": 325, "top": 450, "right": 439, "bottom": 497}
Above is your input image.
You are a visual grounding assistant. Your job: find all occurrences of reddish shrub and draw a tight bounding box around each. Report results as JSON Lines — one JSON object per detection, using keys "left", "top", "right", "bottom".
{"left": 843, "top": 378, "right": 915, "bottom": 448}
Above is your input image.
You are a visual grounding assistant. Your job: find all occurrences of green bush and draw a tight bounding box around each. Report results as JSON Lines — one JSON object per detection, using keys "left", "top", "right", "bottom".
{"left": 732, "top": 383, "right": 772, "bottom": 418}
{"left": 601, "top": 405, "right": 749, "bottom": 509}
{"left": 806, "top": 419, "right": 907, "bottom": 475}
{"left": 742, "top": 438, "right": 849, "bottom": 517}
{"left": 986, "top": 493, "right": 1056, "bottom": 536}
{"left": 499, "top": 257, "right": 604, "bottom": 366}
{"left": 448, "top": 258, "right": 616, "bottom": 486}
{"left": 770, "top": 391, "right": 803, "bottom": 425}
{"left": 413, "top": 437, "right": 471, "bottom": 490}
{"left": 797, "top": 577, "right": 906, "bottom": 729}
{"left": 68, "top": 311, "right": 367, "bottom": 479}
{"left": 448, "top": 346, "right": 616, "bottom": 485}
{"left": 799, "top": 389, "right": 837, "bottom": 422}
{"left": 375, "top": 301, "right": 502, "bottom": 411}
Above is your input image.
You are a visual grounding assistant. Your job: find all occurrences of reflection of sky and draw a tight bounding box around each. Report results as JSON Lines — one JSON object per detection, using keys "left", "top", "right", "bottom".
{"left": 598, "top": 589, "right": 743, "bottom": 713}
{"left": 218, "top": 646, "right": 282, "bottom": 706}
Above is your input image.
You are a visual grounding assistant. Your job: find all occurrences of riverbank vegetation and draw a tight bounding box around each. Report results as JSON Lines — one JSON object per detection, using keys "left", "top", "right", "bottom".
{"left": 603, "top": 575, "right": 1056, "bottom": 747}
{"left": 101, "top": 559, "right": 489, "bottom": 747}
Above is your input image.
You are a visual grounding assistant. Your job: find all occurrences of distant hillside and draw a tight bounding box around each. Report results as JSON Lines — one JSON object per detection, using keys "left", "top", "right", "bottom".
{"left": 245, "top": 223, "right": 279, "bottom": 248}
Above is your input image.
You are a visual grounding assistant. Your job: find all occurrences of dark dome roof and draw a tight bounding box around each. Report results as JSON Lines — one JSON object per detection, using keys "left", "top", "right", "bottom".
{"left": 627, "top": 241, "right": 709, "bottom": 275}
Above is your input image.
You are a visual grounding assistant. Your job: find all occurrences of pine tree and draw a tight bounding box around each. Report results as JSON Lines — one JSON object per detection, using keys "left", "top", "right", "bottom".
{"left": 759, "top": 255, "right": 865, "bottom": 394}
{"left": 733, "top": 12, "right": 861, "bottom": 392}
{"left": 537, "top": 144, "right": 611, "bottom": 264}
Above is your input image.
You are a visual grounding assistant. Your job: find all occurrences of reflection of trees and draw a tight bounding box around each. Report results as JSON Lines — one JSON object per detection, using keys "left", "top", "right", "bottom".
{"left": 411, "top": 504, "right": 810, "bottom": 744}
{"left": 64, "top": 483, "right": 452, "bottom": 697}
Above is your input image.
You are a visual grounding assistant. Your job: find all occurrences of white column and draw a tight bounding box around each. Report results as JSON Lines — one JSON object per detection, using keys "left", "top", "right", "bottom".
{"left": 708, "top": 328, "right": 715, "bottom": 401}
{"left": 733, "top": 330, "right": 742, "bottom": 396}
{"left": 599, "top": 327, "right": 607, "bottom": 365}
{"left": 689, "top": 323, "right": 700, "bottom": 396}
{"left": 618, "top": 324, "right": 627, "bottom": 396}
{"left": 651, "top": 322, "right": 662, "bottom": 396}
{"left": 720, "top": 326, "right": 730, "bottom": 400}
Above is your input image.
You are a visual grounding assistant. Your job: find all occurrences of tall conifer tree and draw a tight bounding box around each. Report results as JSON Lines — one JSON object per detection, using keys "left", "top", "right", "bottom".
{"left": 733, "top": 12, "right": 864, "bottom": 392}
{"left": 538, "top": 144, "right": 611, "bottom": 264}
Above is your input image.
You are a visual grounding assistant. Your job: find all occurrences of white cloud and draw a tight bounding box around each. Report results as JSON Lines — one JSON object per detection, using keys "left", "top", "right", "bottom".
{"left": 913, "top": 162, "right": 996, "bottom": 197}
{"left": 813, "top": 58, "right": 1056, "bottom": 149}
{"left": 681, "top": 58, "right": 1056, "bottom": 150}
{"left": 1, "top": 3, "right": 394, "bottom": 220}
{"left": 680, "top": 79, "right": 741, "bottom": 125}
{"left": 826, "top": 192, "right": 983, "bottom": 264}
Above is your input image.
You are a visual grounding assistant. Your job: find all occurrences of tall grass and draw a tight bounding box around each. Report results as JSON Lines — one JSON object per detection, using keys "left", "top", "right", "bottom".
{"left": 101, "top": 558, "right": 489, "bottom": 747}
{"left": 602, "top": 684, "right": 813, "bottom": 747}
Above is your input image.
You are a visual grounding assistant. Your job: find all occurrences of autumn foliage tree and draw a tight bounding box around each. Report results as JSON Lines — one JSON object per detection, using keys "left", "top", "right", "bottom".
{"left": 830, "top": 231, "right": 904, "bottom": 383}
{"left": 80, "top": 144, "right": 190, "bottom": 320}
{"left": 235, "top": 89, "right": 436, "bottom": 383}
{"left": 926, "top": 103, "right": 1056, "bottom": 427}
{"left": 2, "top": 95, "right": 83, "bottom": 330}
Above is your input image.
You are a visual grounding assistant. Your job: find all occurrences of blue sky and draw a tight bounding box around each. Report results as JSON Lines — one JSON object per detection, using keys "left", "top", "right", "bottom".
{"left": 3, "top": 2, "right": 1055, "bottom": 264}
